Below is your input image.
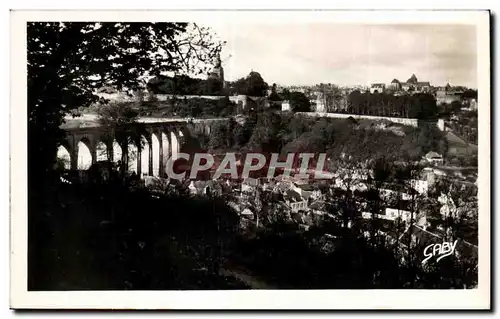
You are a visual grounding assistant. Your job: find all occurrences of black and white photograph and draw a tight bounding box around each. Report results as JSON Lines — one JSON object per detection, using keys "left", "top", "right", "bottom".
{"left": 10, "top": 9, "right": 490, "bottom": 309}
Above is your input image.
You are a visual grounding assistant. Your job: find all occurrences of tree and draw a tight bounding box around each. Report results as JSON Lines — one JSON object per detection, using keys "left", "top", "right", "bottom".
{"left": 269, "top": 83, "right": 281, "bottom": 101}
{"left": 247, "top": 111, "right": 283, "bottom": 152}
{"left": 228, "top": 114, "right": 257, "bottom": 149}
{"left": 205, "top": 77, "right": 223, "bottom": 96}
{"left": 281, "top": 88, "right": 291, "bottom": 101}
{"left": 208, "top": 121, "right": 229, "bottom": 150}
{"left": 408, "top": 93, "right": 438, "bottom": 120}
{"left": 316, "top": 83, "right": 342, "bottom": 112}
{"left": 97, "top": 102, "right": 139, "bottom": 126}
{"left": 28, "top": 22, "right": 223, "bottom": 188}
{"left": 450, "top": 100, "right": 463, "bottom": 113}
{"left": 428, "top": 179, "right": 478, "bottom": 244}
{"left": 461, "top": 89, "right": 478, "bottom": 100}
{"left": 232, "top": 71, "right": 269, "bottom": 97}
{"left": 147, "top": 75, "right": 207, "bottom": 95}
{"left": 289, "top": 92, "right": 311, "bottom": 112}
{"left": 348, "top": 90, "right": 362, "bottom": 114}
{"left": 245, "top": 71, "right": 268, "bottom": 96}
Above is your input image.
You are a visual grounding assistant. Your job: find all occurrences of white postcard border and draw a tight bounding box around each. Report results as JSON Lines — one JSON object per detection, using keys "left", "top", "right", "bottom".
{"left": 10, "top": 10, "right": 491, "bottom": 310}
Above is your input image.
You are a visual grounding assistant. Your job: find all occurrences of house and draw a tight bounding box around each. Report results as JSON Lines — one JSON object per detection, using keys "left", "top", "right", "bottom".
{"left": 239, "top": 207, "right": 256, "bottom": 229}
{"left": 384, "top": 207, "right": 412, "bottom": 223}
{"left": 241, "top": 207, "right": 254, "bottom": 218}
{"left": 401, "top": 82, "right": 412, "bottom": 92}
{"left": 310, "top": 189, "right": 324, "bottom": 201}
{"left": 247, "top": 96, "right": 270, "bottom": 110}
{"left": 332, "top": 168, "right": 370, "bottom": 192}
{"left": 230, "top": 95, "right": 269, "bottom": 112}
{"left": 360, "top": 193, "right": 415, "bottom": 223}
{"left": 436, "top": 86, "right": 462, "bottom": 104}
{"left": 309, "top": 200, "right": 329, "bottom": 215}
{"left": 414, "top": 84, "right": 429, "bottom": 92}
{"left": 409, "top": 179, "right": 429, "bottom": 195}
{"left": 206, "top": 180, "right": 223, "bottom": 196}
{"left": 290, "top": 182, "right": 313, "bottom": 197}
{"left": 188, "top": 180, "right": 204, "bottom": 195}
{"left": 370, "top": 83, "right": 386, "bottom": 94}
{"left": 415, "top": 82, "right": 431, "bottom": 93}
{"left": 425, "top": 151, "right": 444, "bottom": 165}
{"left": 378, "top": 178, "right": 428, "bottom": 202}
{"left": 188, "top": 180, "right": 223, "bottom": 196}
{"left": 273, "top": 181, "right": 292, "bottom": 193}
{"left": 389, "top": 79, "right": 401, "bottom": 90}
{"left": 315, "top": 92, "right": 327, "bottom": 112}
{"left": 227, "top": 201, "right": 241, "bottom": 213}
{"left": 281, "top": 100, "right": 291, "bottom": 111}
{"left": 421, "top": 167, "right": 447, "bottom": 188}
{"left": 262, "top": 180, "right": 276, "bottom": 191}
{"left": 400, "top": 74, "right": 432, "bottom": 93}
{"left": 361, "top": 206, "right": 413, "bottom": 223}
{"left": 284, "top": 189, "right": 308, "bottom": 212}
{"left": 269, "top": 100, "right": 283, "bottom": 110}
{"left": 290, "top": 211, "right": 306, "bottom": 224}
{"left": 242, "top": 177, "right": 260, "bottom": 193}
{"left": 144, "top": 176, "right": 168, "bottom": 192}
{"left": 462, "top": 98, "right": 478, "bottom": 111}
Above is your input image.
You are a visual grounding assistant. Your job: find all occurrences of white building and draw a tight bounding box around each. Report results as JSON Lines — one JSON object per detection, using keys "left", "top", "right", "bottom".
{"left": 315, "top": 93, "right": 326, "bottom": 112}
{"left": 425, "top": 151, "right": 444, "bottom": 166}
{"left": 361, "top": 208, "right": 412, "bottom": 223}
{"left": 284, "top": 189, "right": 308, "bottom": 212}
{"left": 281, "top": 100, "right": 291, "bottom": 111}
{"left": 370, "top": 83, "right": 386, "bottom": 94}
{"left": 241, "top": 177, "right": 260, "bottom": 193}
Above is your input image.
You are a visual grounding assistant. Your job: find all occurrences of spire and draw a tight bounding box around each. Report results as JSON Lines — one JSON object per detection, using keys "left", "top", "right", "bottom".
{"left": 407, "top": 74, "right": 418, "bottom": 84}
{"left": 216, "top": 52, "right": 222, "bottom": 67}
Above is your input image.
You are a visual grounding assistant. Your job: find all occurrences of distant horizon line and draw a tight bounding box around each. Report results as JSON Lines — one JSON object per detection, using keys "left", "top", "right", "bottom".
{"left": 153, "top": 74, "right": 476, "bottom": 90}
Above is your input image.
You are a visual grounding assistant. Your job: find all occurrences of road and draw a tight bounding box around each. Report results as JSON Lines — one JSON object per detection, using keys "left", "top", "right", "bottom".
{"left": 220, "top": 267, "right": 276, "bottom": 289}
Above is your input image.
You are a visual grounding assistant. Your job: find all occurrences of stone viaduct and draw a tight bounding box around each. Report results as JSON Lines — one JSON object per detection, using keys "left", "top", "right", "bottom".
{"left": 58, "top": 119, "right": 224, "bottom": 178}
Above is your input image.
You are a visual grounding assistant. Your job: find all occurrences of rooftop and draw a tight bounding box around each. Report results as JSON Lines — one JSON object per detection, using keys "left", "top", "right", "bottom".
{"left": 285, "top": 189, "right": 303, "bottom": 202}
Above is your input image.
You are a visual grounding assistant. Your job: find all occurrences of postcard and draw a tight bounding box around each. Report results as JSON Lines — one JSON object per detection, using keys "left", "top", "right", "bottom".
{"left": 10, "top": 9, "right": 490, "bottom": 310}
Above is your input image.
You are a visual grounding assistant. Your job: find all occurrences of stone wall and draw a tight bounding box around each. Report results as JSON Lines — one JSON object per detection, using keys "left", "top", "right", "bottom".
{"left": 296, "top": 112, "right": 419, "bottom": 127}
{"left": 97, "top": 92, "right": 227, "bottom": 102}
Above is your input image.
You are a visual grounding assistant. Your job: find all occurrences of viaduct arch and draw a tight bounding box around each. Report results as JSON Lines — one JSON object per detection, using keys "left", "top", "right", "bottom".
{"left": 57, "top": 120, "right": 221, "bottom": 178}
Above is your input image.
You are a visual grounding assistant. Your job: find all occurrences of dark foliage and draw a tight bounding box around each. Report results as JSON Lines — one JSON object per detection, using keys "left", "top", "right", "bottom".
{"left": 28, "top": 22, "right": 224, "bottom": 289}
{"left": 29, "top": 178, "right": 244, "bottom": 290}
{"left": 147, "top": 74, "right": 224, "bottom": 96}
{"left": 288, "top": 92, "right": 312, "bottom": 112}
{"left": 228, "top": 71, "right": 269, "bottom": 97}
{"left": 28, "top": 21, "right": 222, "bottom": 190}
{"left": 205, "top": 110, "right": 448, "bottom": 162}
{"left": 346, "top": 91, "right": 438, "bottom": 119}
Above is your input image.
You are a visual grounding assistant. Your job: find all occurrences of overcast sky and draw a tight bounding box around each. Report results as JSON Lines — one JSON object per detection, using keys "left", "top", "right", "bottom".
{"left": 208, "top": 24, "right": 477, "bottom": 88}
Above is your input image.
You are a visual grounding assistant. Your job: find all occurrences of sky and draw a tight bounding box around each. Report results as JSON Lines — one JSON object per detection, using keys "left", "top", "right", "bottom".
{"left": 207, "top": 24, "right": 477, "bottom": 88}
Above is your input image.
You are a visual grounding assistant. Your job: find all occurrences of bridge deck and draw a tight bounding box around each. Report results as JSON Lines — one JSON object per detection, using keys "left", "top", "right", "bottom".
{"left": 62, "top": 114, "right": 227, "bottom": 130}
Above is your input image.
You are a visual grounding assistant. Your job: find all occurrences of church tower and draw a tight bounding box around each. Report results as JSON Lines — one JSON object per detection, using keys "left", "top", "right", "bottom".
{"left": 208, "top": 53, "right": 225, "bottom": 89}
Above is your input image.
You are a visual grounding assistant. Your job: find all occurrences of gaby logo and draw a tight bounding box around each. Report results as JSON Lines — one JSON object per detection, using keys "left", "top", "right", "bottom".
{"left": 422, "top": 240, "right": 458, "bottom": 265}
